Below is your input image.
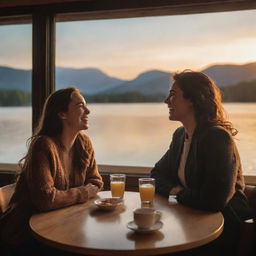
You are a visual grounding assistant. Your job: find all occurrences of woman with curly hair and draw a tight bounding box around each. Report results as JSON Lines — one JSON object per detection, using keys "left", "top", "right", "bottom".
{"left": 151, "top": 70, "right": 252, "bottom": 255}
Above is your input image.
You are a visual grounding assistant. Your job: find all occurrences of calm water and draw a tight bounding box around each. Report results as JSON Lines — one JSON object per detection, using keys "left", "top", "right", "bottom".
{"left": 0, "top": 103, "right": 256, "bottom": 175}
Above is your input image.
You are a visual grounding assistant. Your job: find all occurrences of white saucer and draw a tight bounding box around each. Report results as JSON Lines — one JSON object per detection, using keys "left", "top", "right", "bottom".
{"left": 94, "top": 198, "right": 123, "bottom": 211}
{"left": 127, "top": 221, "right": 163, "bottom": 233}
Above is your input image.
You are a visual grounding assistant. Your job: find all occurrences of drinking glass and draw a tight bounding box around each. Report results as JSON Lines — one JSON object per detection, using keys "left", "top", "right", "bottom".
{"left": 139, "top": 178, "right": 155, "bottom": 204}
{"left": 110, "top": 174, "right": 126, "bottom": 199}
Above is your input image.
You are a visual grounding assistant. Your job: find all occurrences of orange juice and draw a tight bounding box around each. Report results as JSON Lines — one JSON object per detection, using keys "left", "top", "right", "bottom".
{"left": 111, "top": 181, "right": 125, "bottom": 198}
{"left": 139, "top": 184, "right": 155, "bottom": 202}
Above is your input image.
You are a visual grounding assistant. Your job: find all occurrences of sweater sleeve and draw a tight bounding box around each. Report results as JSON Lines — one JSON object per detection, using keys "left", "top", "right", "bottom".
{"left": 176, "top": 127, "right": 237, "bottom": 212}
{"left": 26, "top": 137, "right": 98, "bottom": 212}
{"left": 82, "top": 135, "right": 104, "bottom": 190}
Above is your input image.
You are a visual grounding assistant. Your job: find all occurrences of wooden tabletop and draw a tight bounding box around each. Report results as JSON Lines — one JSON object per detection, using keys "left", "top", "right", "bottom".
{"left": 30, "top": 191, "right": 224, "bottom": 256}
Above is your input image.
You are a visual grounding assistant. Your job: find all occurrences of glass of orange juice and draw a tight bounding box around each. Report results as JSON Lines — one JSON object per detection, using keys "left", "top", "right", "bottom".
{"left": 139, "top": 178, "right": 155, "bottom": 204}
{"left": 110, "top": 174, "right": 126, "bottom": 199}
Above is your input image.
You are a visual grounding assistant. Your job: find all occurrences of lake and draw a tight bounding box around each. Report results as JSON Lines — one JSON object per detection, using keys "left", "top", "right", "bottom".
{"left": 0, "top": 103, "right": 256, "bottom": 175}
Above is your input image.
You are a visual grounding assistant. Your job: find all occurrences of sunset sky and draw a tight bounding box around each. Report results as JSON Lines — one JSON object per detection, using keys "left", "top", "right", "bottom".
{"left": 0, "top": 9, "right": 256, "bottom": 79}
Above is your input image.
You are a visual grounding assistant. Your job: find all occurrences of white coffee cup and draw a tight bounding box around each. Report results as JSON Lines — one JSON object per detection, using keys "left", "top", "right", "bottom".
{"left": 133, "top": 208, "right": 162, "bottom": 229}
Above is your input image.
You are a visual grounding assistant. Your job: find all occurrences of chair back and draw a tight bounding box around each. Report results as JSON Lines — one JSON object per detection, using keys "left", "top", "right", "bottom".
{"left": 236, "top": 185, "right": 256, "bottom": 256}
{"left": 244, "top": 185, "right": 256, "bottom": 216}
{"left": 0, "top": 183, "right": 15, "bottom": 214}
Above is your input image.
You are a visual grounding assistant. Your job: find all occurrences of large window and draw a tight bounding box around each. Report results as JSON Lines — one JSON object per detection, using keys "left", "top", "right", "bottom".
{"left": 56, "top": 9, "right": 256, "bottom": 174}
{"left": 0, "top": 24, "right": 32, "bottom": 163}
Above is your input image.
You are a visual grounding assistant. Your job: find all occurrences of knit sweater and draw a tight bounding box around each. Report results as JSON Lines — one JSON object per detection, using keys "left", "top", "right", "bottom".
{"left": 0, "top": 133, "right": 103, "bottom": 245}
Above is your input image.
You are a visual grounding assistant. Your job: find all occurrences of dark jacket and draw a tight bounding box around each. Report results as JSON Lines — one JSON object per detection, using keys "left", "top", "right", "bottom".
{"left": 151, "top": 125, "right": 252, "bottom": 223}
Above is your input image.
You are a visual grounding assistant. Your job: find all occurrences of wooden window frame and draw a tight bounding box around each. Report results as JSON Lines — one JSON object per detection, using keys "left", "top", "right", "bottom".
{"left": 0, "top": 1, "right": 256, "bottom": 183}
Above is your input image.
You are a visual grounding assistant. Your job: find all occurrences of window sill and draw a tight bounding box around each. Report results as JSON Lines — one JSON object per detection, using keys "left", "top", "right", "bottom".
{"left": 0, "top": 163, "right": 256, "bottom": 185}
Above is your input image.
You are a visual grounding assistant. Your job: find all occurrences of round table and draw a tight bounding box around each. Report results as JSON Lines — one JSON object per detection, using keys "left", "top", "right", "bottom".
{"left": 30, "top": 191, "right": 224, "bottom": 255}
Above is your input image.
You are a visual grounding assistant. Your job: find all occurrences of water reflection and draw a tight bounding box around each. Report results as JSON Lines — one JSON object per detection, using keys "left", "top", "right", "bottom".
{"left": 0, "top": 103, "right": 256, "bottom": 175}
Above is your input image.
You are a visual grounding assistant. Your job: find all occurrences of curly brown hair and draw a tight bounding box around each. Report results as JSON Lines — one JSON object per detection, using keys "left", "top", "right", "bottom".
{"left": 173, "top": 70, "right": 237, "bottom": 136}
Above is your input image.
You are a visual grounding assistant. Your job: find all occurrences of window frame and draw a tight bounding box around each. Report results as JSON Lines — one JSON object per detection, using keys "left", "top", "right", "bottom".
{"left": 0, "top": 0, "right": 256, "bottom": 183}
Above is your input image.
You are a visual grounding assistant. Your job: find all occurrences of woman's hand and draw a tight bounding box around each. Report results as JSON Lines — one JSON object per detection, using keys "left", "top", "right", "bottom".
{"left": 86, "top": 183, "right": 99, "bottom": 199}
{"left": 170, "top": 185, "right": 184, "bottom": 195}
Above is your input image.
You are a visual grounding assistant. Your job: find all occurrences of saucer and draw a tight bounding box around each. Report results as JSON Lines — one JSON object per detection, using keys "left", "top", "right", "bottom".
{"left": 127, "top": 221, "right": 163, "bottom": 233}
{"left": 94, "top": 198, "right": 123, "bottom": 211}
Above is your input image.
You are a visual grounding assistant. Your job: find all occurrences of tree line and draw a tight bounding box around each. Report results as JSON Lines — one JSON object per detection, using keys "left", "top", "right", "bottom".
{"left": 221, "top": 80, "right": 256, "bottom": 102}
{"left": 0, "top": 89, "right": 31, "bottom": 106}
{"left": 1, "top": 80, "right": 256, "bottom": 106}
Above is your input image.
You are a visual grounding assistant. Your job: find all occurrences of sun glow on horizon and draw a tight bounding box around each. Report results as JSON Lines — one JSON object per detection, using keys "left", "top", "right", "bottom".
{"left": 54, "top": 59, "right": 256, "bottom": 81}
{"left": 55, "top": 9, "right": 256, "bottom": 79}
{"left": 0, "top": 9, "right": 256, "bottom": 80}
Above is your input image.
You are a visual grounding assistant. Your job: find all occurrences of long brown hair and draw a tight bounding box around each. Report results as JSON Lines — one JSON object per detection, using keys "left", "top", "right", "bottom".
{"left": 19, "top": 87, "right": 89, "bottom": 173}
{"left": 173, "top": 70, "right": 237, "bottom": 136}
{"left": 35, "top": 87, "right": 78, "bottom": 136}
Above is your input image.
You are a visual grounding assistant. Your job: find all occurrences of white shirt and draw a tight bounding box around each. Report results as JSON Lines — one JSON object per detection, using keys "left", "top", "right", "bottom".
{"left": 177, "top": 133, "right": 192, "bottom": 188}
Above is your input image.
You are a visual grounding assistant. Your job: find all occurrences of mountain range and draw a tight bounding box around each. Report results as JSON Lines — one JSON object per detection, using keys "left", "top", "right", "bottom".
{"left": 0, "top": 62, "right": 256, "bottom": 95}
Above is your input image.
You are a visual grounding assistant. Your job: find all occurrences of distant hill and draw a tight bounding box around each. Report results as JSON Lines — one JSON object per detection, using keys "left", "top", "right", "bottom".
{"left": 0, "top": 66, "right": 126, "bottom": 95}
{"left": 56, "top": 67, "right": 126, "bottom": 94}
{"left": 0, "top": 62, "right": 256, "bottom": 97}
{"left": 102, "top": 62, "right": 256, "bottom": 95}
{"left": 222, "top": 79, "right": 256, "bottom": 102}
{"left": 202, "top": 62, "right": 256, "bottom": 87}
{"left": 0, "top": 66, "right": 31, "bottom": 92}
{"left": 104, "top": 70, "right": 171, "bottom": 95}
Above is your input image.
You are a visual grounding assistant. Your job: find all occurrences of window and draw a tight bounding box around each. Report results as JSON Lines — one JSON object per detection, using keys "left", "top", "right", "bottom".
{"left": 56, "top": 9, "right": 256, "bottom": 174}
{"left": 0, "top": 24, "right": 32, "bottom": 163}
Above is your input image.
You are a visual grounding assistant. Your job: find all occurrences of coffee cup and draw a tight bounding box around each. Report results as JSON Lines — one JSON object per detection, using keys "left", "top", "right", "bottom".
{"left": 133, "top": 208, "right": 162, "bottom": 229}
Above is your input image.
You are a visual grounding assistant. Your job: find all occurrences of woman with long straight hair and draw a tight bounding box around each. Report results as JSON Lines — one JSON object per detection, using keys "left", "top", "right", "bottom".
{"left": 0, "top": 87, "right": 103, "bottom": 254}
{"left": 151, "top": 70, "right": 252, "bottom": 255}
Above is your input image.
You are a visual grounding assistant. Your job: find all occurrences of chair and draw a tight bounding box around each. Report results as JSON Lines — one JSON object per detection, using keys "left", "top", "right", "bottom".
{"left": 0, "top": 183, "right": 15, "bottom": 215}
{"left": 236, "top": 185, "right": 256, "bottom": 256}
{"left": 244, "top": 185, "right": 256, "bottom": 215}
{"left": 0, "top": 184, "right": 16, "bottom": 255}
